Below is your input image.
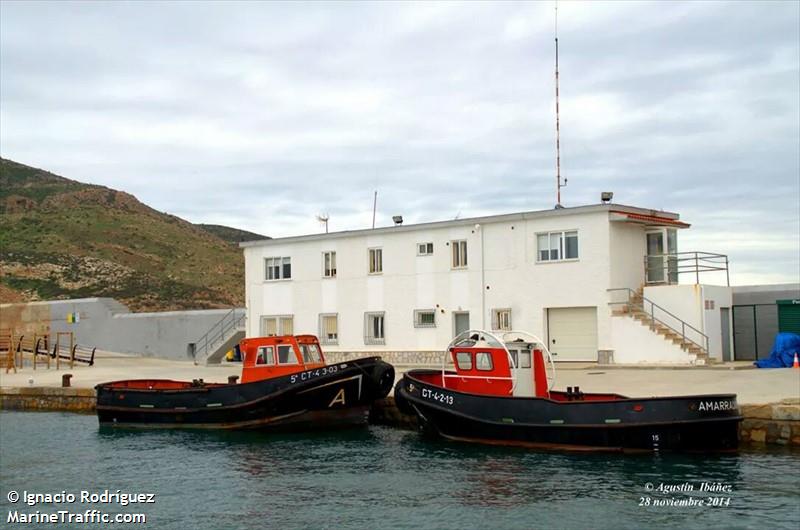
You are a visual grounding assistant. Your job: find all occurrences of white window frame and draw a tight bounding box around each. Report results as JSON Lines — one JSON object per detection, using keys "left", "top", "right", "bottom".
{"left": 413, "top": 309, "right": 437, "bottom": 328}
{"left": 322, "top": 251, "right": 337, "bottom": 278}
{"left": 451, "top": 240, "right": 468, "bottom": 269}
{"left": 319, "top": 313, "right": 339, "bottom": 345}
{"left": 364, "top": 311, "right": 385, "bottom": 345}
{"left": 264, "top": 256, "right": 292, "bottom": 280}
{"left": 417, "top": 242, "right": 434, "bottom": 256}
{"left": 260, "top": 315, "right": 294, "bottom": 336}
{"left": 536, "top": 230, "right": 579, "bottom": 263}
{"left": 492, "top": 308, "right": 512, "bottom": 331}
{"left": 368, "top": 247, "right": 383, "bottom": 275}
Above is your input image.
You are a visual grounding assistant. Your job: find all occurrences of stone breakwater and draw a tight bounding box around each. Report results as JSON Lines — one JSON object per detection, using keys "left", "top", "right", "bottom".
{"left": 2, "top": 387, "right": 798, "bottom": 447}
{"left": 325, "top": 351, "right": 445, "bottom": 366}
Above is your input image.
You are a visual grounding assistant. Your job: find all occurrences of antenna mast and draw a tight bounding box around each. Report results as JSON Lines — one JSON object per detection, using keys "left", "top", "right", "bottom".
{"left": 555, "top": 1, "right": 567, "bottom": 208}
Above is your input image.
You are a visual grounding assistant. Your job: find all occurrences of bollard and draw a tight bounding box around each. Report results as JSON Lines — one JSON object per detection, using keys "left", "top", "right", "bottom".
{"left": 228, "top": 375, "right": 239, "bottom": 384}
{"left": 62, "top": 374, "right": 72, "bottom": 387}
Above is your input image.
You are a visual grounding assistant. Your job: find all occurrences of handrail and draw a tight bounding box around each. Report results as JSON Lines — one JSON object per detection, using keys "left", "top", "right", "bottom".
{"left": 608, "top": 288, "right": 709, "bottom": 354}
{"left": 192, "top": 308, "right": 246, "bottom": 363}
{"left": 644, "top": 251, "right": 729, "bottom": 286}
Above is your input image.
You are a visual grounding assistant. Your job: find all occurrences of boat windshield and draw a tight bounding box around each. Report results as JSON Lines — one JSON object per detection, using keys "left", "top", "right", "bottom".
{"left": 277, "top": 345, "right": 298, "bottom": 364}
{"left": 301, "top": 344, "right": 323, "bottom": 364}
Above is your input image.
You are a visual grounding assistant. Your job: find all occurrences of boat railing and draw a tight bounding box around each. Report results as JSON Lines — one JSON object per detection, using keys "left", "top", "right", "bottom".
{"left": 608, "top": 287, "right": 709, "bottom": 354}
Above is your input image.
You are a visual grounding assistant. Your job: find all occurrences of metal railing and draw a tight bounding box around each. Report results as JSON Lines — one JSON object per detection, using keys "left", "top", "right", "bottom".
{"left": 192, "top": 308, "right": 246, "bottom": 363}
{"left": 644, "top": 251, "right": 729, "bottom": 286}
{"left": 608, "top": 288, "right": 709, "bottom": 354}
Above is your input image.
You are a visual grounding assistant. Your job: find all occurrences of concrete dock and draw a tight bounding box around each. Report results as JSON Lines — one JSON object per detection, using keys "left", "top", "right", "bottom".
{"left": 2, "top": 351, "right": 799, "bottom": 446}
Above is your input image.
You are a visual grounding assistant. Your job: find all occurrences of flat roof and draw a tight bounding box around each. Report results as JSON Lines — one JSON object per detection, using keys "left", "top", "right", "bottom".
{"left": 240, "top": 203, "right": 683, "bottom": 248}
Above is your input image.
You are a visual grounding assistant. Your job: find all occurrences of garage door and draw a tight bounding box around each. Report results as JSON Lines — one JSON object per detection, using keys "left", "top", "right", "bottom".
{"left": 547, "top": 307, "right": 598, "bottom": 361}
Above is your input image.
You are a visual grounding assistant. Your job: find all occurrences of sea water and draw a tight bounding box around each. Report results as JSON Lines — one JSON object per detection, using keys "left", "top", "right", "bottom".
{"left": 1, "top": 412, "right": 798, "bottom": 529}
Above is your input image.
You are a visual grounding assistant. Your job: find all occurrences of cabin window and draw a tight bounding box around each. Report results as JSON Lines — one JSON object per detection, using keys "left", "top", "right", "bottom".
{"left": 455, "top": 351, "right": 473, "bottom": 370}
{"left": 509, "top": 349, "right": 531, "bottom": 369}
{"left": 414, "top": 309, "right": 436, "bottom": 328}
{"left": 256, "top": 346, "right": 275, "bottom": 365}
{"left": 265, "top": 256, "right": 291, "bottom": 280}
{"left": 417, "top": 242, "right": 434, "bottom": 256}
{"left": 368, "top": 248, "right": 383, "bottom": 274}
{"left": 364, "top": 312, "right": 385, "bottom": 345}
{"left": 301, "top": 344, "right": 323, "bottom": 364}
{"left": 475, "top": 352, "right": 493, "bottom": 371}
{"left": 322, "top": 251, "right": 337, "bottom": 278}
{"left": 537, "top": 231, "right": 578, "bottom": 262}
{"left": 277, "top": 344, "right": 298, "bottom": 364}
{"left": 492, "top": 308, "right": 512, "bottom": 331}
{"left": 319, "top": 313, "right": 338, "bottom": 345}
{"left": 260, "top": 315, "right": 294, "bottom": 336}
{"left": 451, "top": 240, "right": 468, "bottom": 269}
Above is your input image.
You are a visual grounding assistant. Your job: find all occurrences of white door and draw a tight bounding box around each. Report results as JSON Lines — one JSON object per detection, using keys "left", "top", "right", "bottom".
{"left": 547, "top": 307, "right": 598, "bottom": 361}
{"left": 509, "top": 346, "right": 534, "bottom": 397}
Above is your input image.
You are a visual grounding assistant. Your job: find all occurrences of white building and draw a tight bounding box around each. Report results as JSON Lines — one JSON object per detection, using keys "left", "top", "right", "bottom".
{"left": 241, "top": 203, "right": 733, "bottom": 365}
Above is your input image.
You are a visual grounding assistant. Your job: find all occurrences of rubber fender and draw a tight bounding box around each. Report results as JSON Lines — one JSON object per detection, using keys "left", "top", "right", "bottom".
{"left": 373, "top": 362, "right": 395, "bottom": 398}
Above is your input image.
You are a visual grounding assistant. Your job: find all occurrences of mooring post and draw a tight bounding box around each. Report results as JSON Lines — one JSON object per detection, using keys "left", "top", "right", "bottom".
{"left": 62, "top": 373, "right": 72, "bottom": 387}
{"left": 228, "top": 375, "right": 239, "bottom": 384}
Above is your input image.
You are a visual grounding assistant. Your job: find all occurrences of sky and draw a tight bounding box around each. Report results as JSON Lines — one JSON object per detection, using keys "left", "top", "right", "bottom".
{"left": 1, "top": 0, "right": 798, "bottom": 285}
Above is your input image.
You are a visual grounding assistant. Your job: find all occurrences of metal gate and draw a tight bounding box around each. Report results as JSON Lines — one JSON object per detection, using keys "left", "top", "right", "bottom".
{"left": 732, "top": 304, "right": 779, "bottom": 360}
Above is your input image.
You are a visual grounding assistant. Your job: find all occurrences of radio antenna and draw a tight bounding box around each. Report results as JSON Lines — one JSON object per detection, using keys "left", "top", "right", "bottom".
{"left": 554, "top": 1, "right": 567, "bottom": 209}
{"left": 316, "top": 213, "right": 330, "bottom": 233}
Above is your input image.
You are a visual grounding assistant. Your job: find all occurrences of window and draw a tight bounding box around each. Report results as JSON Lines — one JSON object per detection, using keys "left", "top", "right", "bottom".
{"left": 475, "top": 352, "right": 493, "bottom": 371}
{"left": 265, "top": 256, "right": 291, "bottom": 280}
{"left": 319, "top": 314, "right": 338, "bottom": 345}
{"left": 455, "top": 351, "right": 473, "bottom": 371}
{"left": 451, "top": 240, "right": 468, "bottom": 268}
{"left": 537, "top": 231, "right": 578, "bottom": 262}
{"left": 300, "top": 344, "right": 323, "bottom": 364}
{"left": 322, "top": 251, "right": 337, "bottom": 278}
{"left": 509, "top": 349, "right": 531, "bottom": 369}
{"left": 255, "top": 346, "right": 275, "bottom": 365}
{"left": 364, "top": 312, "right": 385, "bottom": 345}
{"left": 260, "top": 315, "right": 294, "bottom": 336}
{"left": 492, "top": 309, "right": 512, "bottom": 331}
{"left": 277, "top": 344, "right": 298, "bottom": 364}
{"left": 414, "top": 309, "right": 436, "bottom": 328}
{"left": 368, "top": 248, "right": 383, "bottom": 274}
{"left": 417, "top": 242, "right": 434, "bottom": 256}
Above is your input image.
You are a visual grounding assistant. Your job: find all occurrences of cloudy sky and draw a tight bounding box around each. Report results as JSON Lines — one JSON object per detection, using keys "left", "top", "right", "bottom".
{"left": 1, "top": 0, "right": 798, "bottom": 285}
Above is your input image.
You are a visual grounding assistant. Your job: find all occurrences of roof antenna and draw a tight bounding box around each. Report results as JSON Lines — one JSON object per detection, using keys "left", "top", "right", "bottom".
{"left": 316, "top": 213, "right": 330, "bottom": 233}
{"left": 371, "top": 190, "right": 377, "bottom": 229}
{"left": 554, "top": 0, "right": 567, "bottom": 209}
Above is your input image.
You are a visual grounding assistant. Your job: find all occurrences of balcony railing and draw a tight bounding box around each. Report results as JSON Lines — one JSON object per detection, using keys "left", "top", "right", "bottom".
{"left": 644, "top": 251, "right": 729, "bottom": 286}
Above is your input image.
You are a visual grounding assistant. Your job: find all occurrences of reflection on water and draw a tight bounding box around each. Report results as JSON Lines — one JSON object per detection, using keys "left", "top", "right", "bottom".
{"left": 2, "top": 412, "right": 799, "bottom": 530}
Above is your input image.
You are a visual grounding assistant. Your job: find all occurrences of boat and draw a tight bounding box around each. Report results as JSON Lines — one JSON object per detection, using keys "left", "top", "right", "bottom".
{"left": 96, "top": 335, "right": 395, "bottom": 430}
{"left": 394, "top": 329, "right": 742, "bottom": 452}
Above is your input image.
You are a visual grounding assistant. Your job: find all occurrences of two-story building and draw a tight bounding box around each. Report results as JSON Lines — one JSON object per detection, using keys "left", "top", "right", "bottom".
{"left": 240, "top": 202, "right": 733, "bottom": 365}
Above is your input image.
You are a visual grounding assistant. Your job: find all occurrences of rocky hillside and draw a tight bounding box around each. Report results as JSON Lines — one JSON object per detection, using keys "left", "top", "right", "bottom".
{"left": 0, "top": 158, "right": 264, "bottom": 312}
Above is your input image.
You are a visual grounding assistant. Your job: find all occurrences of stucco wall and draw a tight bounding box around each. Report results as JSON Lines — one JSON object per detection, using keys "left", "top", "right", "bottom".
{"left": 0, "top": 298, "right": 241, "bottom": 361}
{"left": 610, "top": 315, "right": 697, "bottom": 364}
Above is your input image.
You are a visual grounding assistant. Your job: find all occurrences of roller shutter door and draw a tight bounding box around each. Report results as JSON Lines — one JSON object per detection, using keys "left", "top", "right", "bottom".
{"left": 778, "top": 300, "right": 800, "bottom": 334}
{"left": 547, "top": 307, "right": 598, "bottom": 362}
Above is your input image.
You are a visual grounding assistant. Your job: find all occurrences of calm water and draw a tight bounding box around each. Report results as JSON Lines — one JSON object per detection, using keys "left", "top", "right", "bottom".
{"left": 1, "top": 412, "right": 799, "bottom": 530}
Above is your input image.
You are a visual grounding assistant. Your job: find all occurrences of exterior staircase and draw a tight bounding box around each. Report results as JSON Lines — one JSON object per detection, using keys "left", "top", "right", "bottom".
{"left": 191, "top": 308, "right": 246, "bottom": 365}
{"left": 609, "top": 287, "right": 711, "bottom": 364}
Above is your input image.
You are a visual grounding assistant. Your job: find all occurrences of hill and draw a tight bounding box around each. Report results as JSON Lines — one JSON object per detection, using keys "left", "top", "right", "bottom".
{"left": 0, "top": 158, "right": 255, "bottom": 312}
{"left": 197, "top": 224, "right": 268, "bottom": 245}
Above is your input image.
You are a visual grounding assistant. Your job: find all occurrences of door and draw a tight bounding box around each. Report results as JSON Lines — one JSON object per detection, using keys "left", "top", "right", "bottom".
{"left": 646, "top": 231, "right": 665, "bottom": 283}
{"left": 720, "top": 307, "right": 731, "bottom": 362}
{"left": 508, "top": 346, "right": 534, "bottom": 397}
{"left": 454, "top": 312, "right": 470, "bottom": 337}
{"left": 547, "top": 307, "right": 598, "bottom": 361}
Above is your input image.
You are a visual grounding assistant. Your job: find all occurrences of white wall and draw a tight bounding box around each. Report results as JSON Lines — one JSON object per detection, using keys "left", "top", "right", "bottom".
{"left": 611, "top": 315, "right": 697, "bottom": 364}
{"left": 701, "top": 285, "right": 733, "bottom": 361}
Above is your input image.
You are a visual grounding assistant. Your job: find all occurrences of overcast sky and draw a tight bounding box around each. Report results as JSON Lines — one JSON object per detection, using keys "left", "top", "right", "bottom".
{"left": 1, "top": 0, "right": 798, "bottom": 285}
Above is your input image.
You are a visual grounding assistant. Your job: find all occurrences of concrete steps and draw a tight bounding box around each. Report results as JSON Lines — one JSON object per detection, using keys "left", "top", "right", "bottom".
{"left": 626, "top": 307, "right": 711, "bottom": 364}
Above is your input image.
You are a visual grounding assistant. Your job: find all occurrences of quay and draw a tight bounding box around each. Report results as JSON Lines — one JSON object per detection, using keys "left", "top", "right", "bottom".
{"left": 1, "top": 351, "right": 798, "bottom": 446}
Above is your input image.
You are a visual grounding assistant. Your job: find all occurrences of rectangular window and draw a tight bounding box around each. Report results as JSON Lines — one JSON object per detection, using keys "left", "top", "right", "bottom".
{"left": 417, "top": 242, "right": 434, "bottom": 256}
{"left": 475, "top": 352, "right": 493, "bottom": 371}
{"left": 277, "top": 344, "right": 298, "bottom": 364}
{"left": 319, "top": 313, "right": 339, "bottom": 345}
{"left": 323, "top": 251, "right": 337, "bottom": 278}
{"left": 455, "top": 351, "right": 473, "bottom": 371}
{"left": 300, "top": 344, "right": 323, "bottom": 364}
{"left": 260, "top": 315, "right": 294, "bottom": 336}
{"left": 451, "top": 240, "right": 468, "bottom": 269}
{"left": 364, "top": 312, "right": 385, "bottom": 345}
{"left": 537, "top": 231, "right": 579, "bottom": 262}
{"left": 414, "top": 309, "right": 436, "bottom": 328}
{"left": 256, "top": 346, "right": 275, "bottom": 365}
{"left": 265, "top": 256, "right": 292, "bottom": 280}
{"left": 369, "top": 248, "right": 383, "bottom": 274}
{"left": 492, "top": 308, "right": 512, "bottom": 331}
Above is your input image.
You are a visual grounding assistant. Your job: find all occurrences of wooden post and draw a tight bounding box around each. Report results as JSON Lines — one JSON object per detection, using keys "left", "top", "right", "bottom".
{"left": 69, "top": 333, "right": 75, "bottom": 369}
{"left": 3, "top": 331, "right": 16, "bottom": 374}
{"left": 32, "top": 333, "right": 37, "bottom": 370}
{"left": 55, "top": 333, "right": 61, "bottom": 370}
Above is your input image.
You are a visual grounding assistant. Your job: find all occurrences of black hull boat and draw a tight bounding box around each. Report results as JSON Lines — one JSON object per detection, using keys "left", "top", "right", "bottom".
{"left": 96, "top": 336, "right": 394, "bottom": 431}
{"left": 394, "top": 330, "right": 742, "bottom": 452}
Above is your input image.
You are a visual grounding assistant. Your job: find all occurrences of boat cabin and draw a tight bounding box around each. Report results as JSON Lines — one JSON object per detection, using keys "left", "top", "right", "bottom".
{"left": 239, "top": 335, "right": 326, "bottom": 383}
{"left": 444, "top": 330, "right": 553, "bottom": 398}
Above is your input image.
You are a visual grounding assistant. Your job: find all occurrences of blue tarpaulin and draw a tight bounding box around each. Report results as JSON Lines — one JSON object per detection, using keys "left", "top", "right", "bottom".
{"left": 754, "top": 332, "right": 800, "bottom": 368}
